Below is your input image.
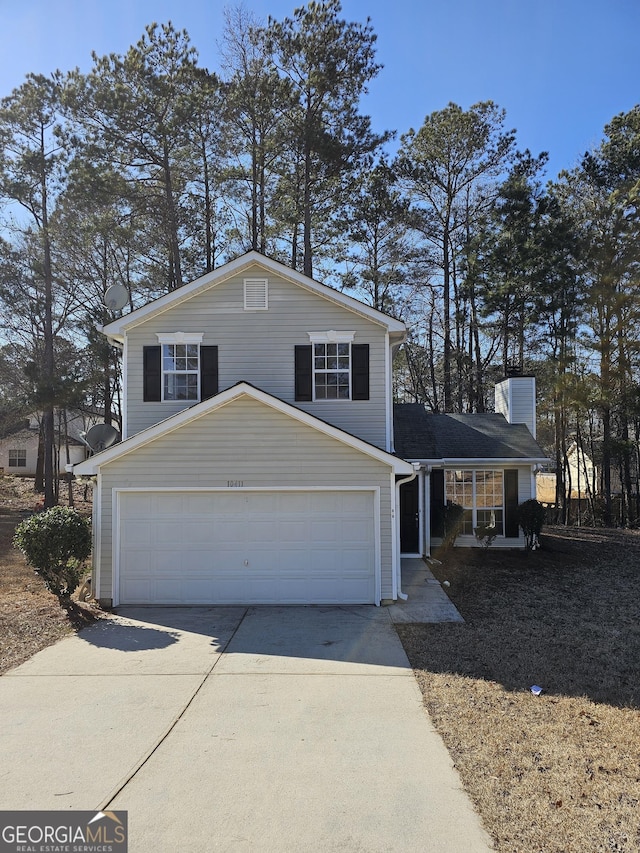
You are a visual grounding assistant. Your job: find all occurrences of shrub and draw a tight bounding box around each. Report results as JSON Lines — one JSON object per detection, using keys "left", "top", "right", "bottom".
{"left": 517, "top": 499, "right": 546, "bottom": 550}
{"left": 442, "top": 501, "right": 465, "bottom": 550}
{"left": 13, "top": 506, "right": 91, "bottom": 598}
{"left": 474, "top": 521, "right": 498, "bottom": 550}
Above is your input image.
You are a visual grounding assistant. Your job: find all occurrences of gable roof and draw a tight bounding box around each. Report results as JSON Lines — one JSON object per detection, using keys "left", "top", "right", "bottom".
{"left": 101, "top": 251, "right": 406, "bottom": 343}
{"left": 73, "top": 382, "right": 414, "bottom": 476}
{"left": 394, "top": 404, "right": 548, "bottom": 463}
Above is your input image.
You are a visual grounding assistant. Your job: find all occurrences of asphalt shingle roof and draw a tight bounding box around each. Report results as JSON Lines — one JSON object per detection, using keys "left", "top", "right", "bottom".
{"left": 393, "top": 403, "right": 547, "bottom": 460}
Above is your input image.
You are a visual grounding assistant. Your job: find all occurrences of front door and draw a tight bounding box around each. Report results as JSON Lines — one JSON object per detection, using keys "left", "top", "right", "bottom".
{"left": 400, "top": 478, "right": 419, "bottom": 553}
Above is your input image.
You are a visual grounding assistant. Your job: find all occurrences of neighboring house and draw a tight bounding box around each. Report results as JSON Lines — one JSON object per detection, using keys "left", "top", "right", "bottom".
{"left": 0, "top": 411, "right": 99, "bottom": 477}
{"left": 536, "top": 441, "right": 598, "bottom": 504}
{"left": 74, "top": 251, "right": 546, "bottom": 608}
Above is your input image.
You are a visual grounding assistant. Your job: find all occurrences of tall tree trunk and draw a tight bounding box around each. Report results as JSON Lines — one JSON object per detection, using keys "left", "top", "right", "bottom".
{"left": 303, "top": 136, "right": 313, "bottom": 278}
{"left": 259, "top": 147, "right": 266, "bottom": 254}
{"left": 442, "top": 226, "right": 452, "bottom": 411}
{"left": 200, "top": 129, "right": 214, "bottom": 272}
{"left": 163, "top": 141, "right": 183, "bottom": 291}
{"left": 41, "top": 141, "right": 56, "bottom": 509}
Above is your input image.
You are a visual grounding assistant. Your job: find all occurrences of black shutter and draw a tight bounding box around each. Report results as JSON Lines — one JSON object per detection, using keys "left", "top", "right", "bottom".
{"left": 430, "top": 469, "right": 445, "bottom": 538}
{"left": 143, "top": 346, "right": 161, "bottom": 402}
{"left": 295, "top": 345, "right": 312, "bottom": 401}
{"left": 200, "top": 345, "right": 219, "bottom": 400}
{"left": 504, "top": 469, "right": 519, "bottom": 537}
{"left": 351, "top": 343, "right": 369, "bottom": 400}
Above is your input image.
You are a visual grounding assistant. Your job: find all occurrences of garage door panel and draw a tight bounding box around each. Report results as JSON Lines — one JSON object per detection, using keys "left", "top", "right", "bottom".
{"left": 214, "top": 518, "right": 246, "bottom": 543}
{"left": 120, "top": 520, "right": 152, "bottom": 547}
{"left": 118, "top": 490, "right": 376, "bottom": 605}
{"left": 277, "top": 519, "right": 309, "bottom": 541}
{"left": 121, "top": 577, "right": 151, "bottom": 602}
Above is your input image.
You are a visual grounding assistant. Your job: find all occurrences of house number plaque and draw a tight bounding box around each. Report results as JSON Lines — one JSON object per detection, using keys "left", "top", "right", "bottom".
{"left": 227, "top": 480, "right": 244, "bottom": 487}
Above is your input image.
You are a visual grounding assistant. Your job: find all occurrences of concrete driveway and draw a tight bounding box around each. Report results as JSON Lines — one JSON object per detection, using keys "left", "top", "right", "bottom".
{"left": 0, "top": 606, "right": 492, "bottom": 852}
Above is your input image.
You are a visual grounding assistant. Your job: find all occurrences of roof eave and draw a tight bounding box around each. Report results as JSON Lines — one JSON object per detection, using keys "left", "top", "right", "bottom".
{"left": 400, "top": 456, "right": 550, "bottom": 466}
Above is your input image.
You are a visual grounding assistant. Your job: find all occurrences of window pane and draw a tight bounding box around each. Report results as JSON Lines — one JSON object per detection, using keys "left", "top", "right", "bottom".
{"left": 163, "top": 345, "right": 175, "bottom": 370}
{"left": 461, "top": 509, "right": 473, "bottom": 536}
{"left": 338, "top": 343, "right": 349, "bottom": 356}
{"left": 186, "top": 344, "right": 198, "bottom": 358}
{"left": 477, "top": 509, "right": 504, "bottom": 535}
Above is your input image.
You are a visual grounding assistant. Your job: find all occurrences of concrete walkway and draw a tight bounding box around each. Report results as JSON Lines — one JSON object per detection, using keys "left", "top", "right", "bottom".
{"left": 0, "top": 603, "right": 490, "bottom": 852}
{"left": 389, "top": 558, "right": 464, "bottom": 623}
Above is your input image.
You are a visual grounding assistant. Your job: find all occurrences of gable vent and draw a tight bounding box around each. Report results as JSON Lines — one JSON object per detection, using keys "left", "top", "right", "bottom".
{"left": 244, "top": 278, "right": 268, "bottom": 310}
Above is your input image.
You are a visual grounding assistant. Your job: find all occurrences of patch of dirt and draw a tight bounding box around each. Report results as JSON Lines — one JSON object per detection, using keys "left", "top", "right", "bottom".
{"left": 0, "top": 475, "right": 102, "bottom": 675}
{"left": 397, "top": 527, "right": 640, "bottom": 853}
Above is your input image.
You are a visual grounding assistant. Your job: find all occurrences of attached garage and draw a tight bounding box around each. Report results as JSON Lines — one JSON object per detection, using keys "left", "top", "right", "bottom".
{"left": 75, "top": 384, "right": 413, "bottom": 607}
{"left": 116, "top": 489, "right": 377, "bottom": 605}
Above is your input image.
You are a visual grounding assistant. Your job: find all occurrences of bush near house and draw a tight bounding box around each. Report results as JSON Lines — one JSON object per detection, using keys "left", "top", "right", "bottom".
{"left": 442, "top": 501, "right": 464, "bottom": 551}
{"left": 517, "top": 498, "right": 546, "bottom": 549}
{"left": 13, "top": 506, "right": 91, "bottom": 599}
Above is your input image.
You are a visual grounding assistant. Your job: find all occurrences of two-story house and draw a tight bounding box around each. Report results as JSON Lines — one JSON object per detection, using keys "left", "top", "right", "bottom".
{"left": 74, "top": 251, "right": 546, "bottom": 608}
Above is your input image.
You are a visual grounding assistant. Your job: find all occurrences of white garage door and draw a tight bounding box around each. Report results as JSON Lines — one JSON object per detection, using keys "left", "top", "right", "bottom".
{"left": 117, "top": 490, "right": 376, "bottom": 605}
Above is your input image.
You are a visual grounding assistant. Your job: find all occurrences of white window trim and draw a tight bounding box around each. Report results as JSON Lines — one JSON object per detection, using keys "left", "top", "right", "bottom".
{"left": 445, "top": 469, "right": 505, "bottom": 537}
{"left": 307, "top": 331, "right": 356, "bottom": 344}
{"left": 308, "top": 331, "right": 356, "bottom": 402}
{"left": 156, "top": 332, "right": 204, "bottom": 345}
{"left": 156, "top": 333, "right": 204, "bottom": 403}
{"left": 244, "top": 278, "right": 269, "bottom": 310}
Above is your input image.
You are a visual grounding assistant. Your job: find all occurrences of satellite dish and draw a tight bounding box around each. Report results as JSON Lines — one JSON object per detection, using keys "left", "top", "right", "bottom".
{"left": 85, "top": 423, "right": 120, "bottom": 452}
{"left": 104, "top": 284, "right": 128, "bottom": 312}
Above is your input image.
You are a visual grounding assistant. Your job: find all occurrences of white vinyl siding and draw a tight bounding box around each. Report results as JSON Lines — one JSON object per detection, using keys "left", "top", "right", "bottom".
{"left": 124, "top": 265, "right": 389, "bottom": 448}
{"left": 495, "top": 377, "right": 537, "bottom": 439}
{"left": 96, "top": 397, "right": 394, "bottom": 602}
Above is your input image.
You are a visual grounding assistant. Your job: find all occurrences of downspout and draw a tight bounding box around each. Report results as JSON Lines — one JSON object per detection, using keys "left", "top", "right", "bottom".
{"left": 395, "top": 463, "right": 421, "bottom": 601}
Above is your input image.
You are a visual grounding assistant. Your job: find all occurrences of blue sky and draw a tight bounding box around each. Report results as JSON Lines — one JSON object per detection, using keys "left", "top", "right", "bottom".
{"left": 1, "top": 0, "right": 638, "bottom": 180}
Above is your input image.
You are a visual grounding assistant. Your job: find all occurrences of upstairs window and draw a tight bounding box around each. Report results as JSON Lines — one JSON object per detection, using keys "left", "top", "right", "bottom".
{"left": 314, "top": 342, "right": 351, "bottom": 399}
{"left": 162, "top": 343, "right": 199, "bottom": 401}
{"left": 295, "top": 332, "right": 369, "bottom": 402}
{"left": 8, "top": 448, "right": 26, "bottom": 468}
{"left": 144, "top": 335, "right": 218, "bottom": 403}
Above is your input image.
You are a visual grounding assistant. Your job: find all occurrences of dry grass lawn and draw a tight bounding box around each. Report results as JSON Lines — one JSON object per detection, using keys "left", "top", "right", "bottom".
{"left": 0, "top": 475, "right": 99, "bottom": 674}
{"left": 2, "top": 474, "right": 639, "bottom": 850}
{"left": 397, "top": 527, "right": 640, "bottom": 853}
